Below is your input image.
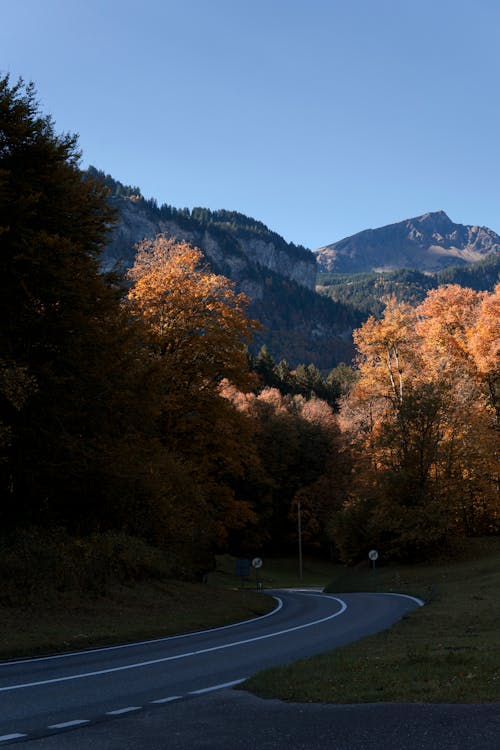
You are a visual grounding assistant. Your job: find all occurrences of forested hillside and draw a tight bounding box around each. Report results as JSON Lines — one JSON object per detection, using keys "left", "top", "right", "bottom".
{"left": 0, "top": 79, "right": 352, "bottom": 589}
{"left": 89, "top": 168, "right": 360, "bottom": 368}
{"left": 1, "top": 78, "right": 498, "bottom": 603}
{"left": 317, "top": 254, "right": 500, "bottom": 318}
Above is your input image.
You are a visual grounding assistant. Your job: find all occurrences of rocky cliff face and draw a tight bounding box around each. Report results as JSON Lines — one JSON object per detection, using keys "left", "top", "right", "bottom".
{"left": 103, "top": 194, "right": 317, "bottom": 299}
{"left": 90, "top": 169, "right": 358, "bottom": 368}
{"left": 315, "top": 211, "right": 500, "bottom": 273}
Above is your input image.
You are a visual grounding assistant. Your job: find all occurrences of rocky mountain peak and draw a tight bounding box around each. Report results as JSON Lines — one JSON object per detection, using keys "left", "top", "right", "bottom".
{"left": 315, "top": 212, "right": 500, "bottom": 274}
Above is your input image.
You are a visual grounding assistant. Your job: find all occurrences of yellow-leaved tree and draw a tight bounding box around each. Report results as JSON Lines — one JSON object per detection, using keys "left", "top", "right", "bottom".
{"left": 127, "top": 235, "right": 260, "bottom": 555}
{"left": 332, "top": 287, "right": 499, "bottom": 562}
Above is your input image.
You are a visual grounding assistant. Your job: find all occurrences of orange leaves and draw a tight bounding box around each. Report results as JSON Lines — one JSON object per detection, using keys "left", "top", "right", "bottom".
{"left": 127, "top": 235, "right": 258, "bottom": 390}
{"left": 342, "top": 284, "right": 500, "bottom": 542}
{"left": 353, "top": 297, "right": 420, "bottom": 406}
{"left": 416, "top": 285, "right": 484, "bottom": 378}
{"left": 467, "top": 283, "right": 500, "bottom": 421}
{"left": 126, "top": 235, "right": 261, "bottom": 548}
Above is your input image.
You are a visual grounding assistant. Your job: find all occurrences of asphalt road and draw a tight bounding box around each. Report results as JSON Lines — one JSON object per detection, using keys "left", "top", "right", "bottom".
{"left": 0, "top": 589, "right": 432, "bottom": 747}
{"left": 20, "top": 689, "right": 500, "bottom": 750}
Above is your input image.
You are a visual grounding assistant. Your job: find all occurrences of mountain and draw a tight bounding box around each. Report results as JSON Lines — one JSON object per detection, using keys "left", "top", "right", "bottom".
{"left": 315, "top": 211, "right": 500, "bottom": 274}
{"left": 89, "top": 168, "right": 361, "bottom": 368}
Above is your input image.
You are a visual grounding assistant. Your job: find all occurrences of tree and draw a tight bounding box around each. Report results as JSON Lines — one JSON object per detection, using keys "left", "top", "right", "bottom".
{"left": 416, "top": 285, "right": 499, "bottom": 532}
{"left": 254, "top": 345, "right": 276, "bottom": 387}
{"left": 222, "top": 385, "right": 344, "bottom": 554}
{"left": 0, "top": 76, "right": 146, "bottom": 529}
{"left": 127, "top": 235, "right": 260, "bottom": 548}
{"left": 334, "top": 287, "right": 499, "bottom": 561}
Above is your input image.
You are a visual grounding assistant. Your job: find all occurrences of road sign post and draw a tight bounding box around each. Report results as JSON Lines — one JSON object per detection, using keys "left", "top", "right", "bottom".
{"left": 368, "top": 549, "right": 379, "bottom": 572}
{"left": 252, "top": 557, "right": 263, "bottom": 590}
{"left": 297, "top": 499, "right": 303, "bottom": 580}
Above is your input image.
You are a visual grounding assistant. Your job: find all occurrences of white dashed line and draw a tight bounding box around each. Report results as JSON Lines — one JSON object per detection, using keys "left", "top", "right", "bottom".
{"left": 190, "top": 678, "right": 247, "bottom": 694}
{"left": 48, "top": 720, "right": 89, "bottom": 729}
{"left": 150, "top": 695, "right": 182, "bottom": 704}
{"left": 0, "top": 734, "right": 27, "bottom": 742}
{"left": 106, "top": 706, "right": 142, "bottom": 716}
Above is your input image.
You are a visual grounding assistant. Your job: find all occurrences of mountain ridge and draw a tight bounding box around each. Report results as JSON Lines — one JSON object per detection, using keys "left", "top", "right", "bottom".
{"left": 90, "top": 168, "right": 360, "bottom": 368}
{"left": 315, "top": 211, "right": 500, "bottom": 273}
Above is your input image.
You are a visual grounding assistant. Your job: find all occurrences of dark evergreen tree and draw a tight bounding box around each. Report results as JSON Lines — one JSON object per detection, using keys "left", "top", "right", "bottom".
{"left": 254, "top": 345, "right": 277, "bottom": 387}
{"left": 0, "top": 76, "right": 154, "bottom": 532}
{"left": 273, "top": 359, "right": 293, "bottom": 394}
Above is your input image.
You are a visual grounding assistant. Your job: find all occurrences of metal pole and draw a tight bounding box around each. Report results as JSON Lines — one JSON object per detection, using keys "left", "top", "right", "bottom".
{"left": 297, "top": 499, "right": 303, "bottom": 580}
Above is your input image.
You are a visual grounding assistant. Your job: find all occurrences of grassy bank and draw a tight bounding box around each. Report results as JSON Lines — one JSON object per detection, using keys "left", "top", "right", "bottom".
{"left": 0, "top": 533, "right": 279, "bottom": 661}
{"left": 0, "top": 580, "right": 274, "bottom": 661}
{"left": 211, "top": 554, "right": 338, "bottom": 589}
{"left": 0, "top": 542, "right": 333, "bottom": 661}
{"left": 243, "top": 538, "right": 500, "bottom": 703}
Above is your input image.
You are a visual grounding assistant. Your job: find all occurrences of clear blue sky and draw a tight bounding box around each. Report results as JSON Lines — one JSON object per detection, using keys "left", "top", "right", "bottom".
{"left": 2, "top": 0, "right": 499, "bottom": 249}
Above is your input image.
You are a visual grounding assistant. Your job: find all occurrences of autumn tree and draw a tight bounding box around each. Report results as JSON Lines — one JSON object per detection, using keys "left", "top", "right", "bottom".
{"left": 416, "top": 285, "right": 499, "bottom": 533}
{"left": 333, "top": 297, "right": 449, "bottom": 560}
{"left": 222, "top": 384, "right": 344, "bottom": 554}
{"left": 127, "top": 235, "right": 260, "bottom": 549}
{"left": 333, "top": 287, "right": 499, "bottom": 562}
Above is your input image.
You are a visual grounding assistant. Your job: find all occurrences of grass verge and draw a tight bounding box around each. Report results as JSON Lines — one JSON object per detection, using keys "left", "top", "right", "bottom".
{"left": 243, "top": 538, "right": 500, "bottom": 703}
{"left": 0, "top": 544, "right": 335, "bottom": 661}
{"left": 211, "top": 554, "right": 338, "bottom": 589}
{"left": 0, "top": 580, "right": 273, "bottom": 661}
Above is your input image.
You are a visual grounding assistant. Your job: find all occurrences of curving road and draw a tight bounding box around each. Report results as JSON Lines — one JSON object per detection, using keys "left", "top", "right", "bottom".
{"left": 0, "top": 590, "right": 422, "bottom": 745}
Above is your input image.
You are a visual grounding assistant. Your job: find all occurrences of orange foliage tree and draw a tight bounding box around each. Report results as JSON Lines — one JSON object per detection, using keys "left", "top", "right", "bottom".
{"left": 333, "top": 287, "right": 499, "bottom": 562}
{"left": 127, "top": 235, "right": 260, "bottom": 552}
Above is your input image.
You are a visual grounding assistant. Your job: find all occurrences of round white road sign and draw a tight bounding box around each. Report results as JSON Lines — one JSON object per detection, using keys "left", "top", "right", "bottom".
{"left": 368, "top": 549, "right": 379, "bottom": 561}
{"left": 252, "top": 557, "right": 263, "bottom": 569}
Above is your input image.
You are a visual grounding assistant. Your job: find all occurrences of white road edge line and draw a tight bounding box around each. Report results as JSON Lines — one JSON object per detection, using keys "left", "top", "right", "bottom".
{"left": 0, "top": 734, "right": 27, "bottom": 742}
{"left": 150, "top": 695, "right": 182, "bottom": 704}
{"left": 1, "top": 598, "right": 284, "bottom": 667}
{"left": 0, "top": 595, "right": 348, "bottom": 692}
{"left": 189, "top": 677, "right": 247, "bottom": 694}
{"left": 48, "top": 720, "right": 89, "bottom": 729}
{"left": 377, "top": 592, "right": 425, "bottom": 607}
{"left": 106, "top": 707, "right": 142, "bottom": 716}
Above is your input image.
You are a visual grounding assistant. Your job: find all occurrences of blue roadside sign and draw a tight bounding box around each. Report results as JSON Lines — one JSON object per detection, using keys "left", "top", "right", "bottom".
{"left": 235, "top": 558, "right": 251, "bottom": 577}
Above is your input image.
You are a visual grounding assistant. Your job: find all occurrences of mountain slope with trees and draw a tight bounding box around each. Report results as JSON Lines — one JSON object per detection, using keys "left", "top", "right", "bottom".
{"left": 1, "top": 76, "right": 497, "bottom": 606}
{"left": 0, "top": 78, "right": 350, "bottom": 590}
{"left": 90, "top": 168, "right": 360, "bottom": 368}
{"left": 317, "top": 254, "right": 500, "bottom": 318}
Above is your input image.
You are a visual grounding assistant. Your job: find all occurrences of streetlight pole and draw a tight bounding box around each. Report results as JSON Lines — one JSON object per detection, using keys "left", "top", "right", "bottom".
{"left": 297, "top": 499, "right": 303, "bottom": 580}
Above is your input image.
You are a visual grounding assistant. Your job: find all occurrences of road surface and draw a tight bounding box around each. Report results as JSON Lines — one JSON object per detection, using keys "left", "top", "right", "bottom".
{"left": 0, "top": 589, "right": 423, "bottom": 745}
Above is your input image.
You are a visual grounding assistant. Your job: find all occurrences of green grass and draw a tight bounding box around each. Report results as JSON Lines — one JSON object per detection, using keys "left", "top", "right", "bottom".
{"left": 0, "top": 580, "right": 274, "bottom": 661}
{"left": 0, "top": 553, "right": 336, "bottom": 660}
{"left": 211, "top": 554, "right": 338, "bottom": 590}
{"left": 243, "top": 538, "right": 500, "bottom": 703}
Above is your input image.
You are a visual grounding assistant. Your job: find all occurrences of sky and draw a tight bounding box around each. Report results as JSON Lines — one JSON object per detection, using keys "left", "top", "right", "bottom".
{"left": 2, "top": 0, "right": 500, "bottom": 249}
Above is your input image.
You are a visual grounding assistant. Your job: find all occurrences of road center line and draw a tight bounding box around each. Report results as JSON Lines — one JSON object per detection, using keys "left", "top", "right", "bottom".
{"left": 106, "top": 707, "right": 142, "bottom": 716}
{"left": 0, "top": 734, "right": 27, "bottom": 742}
{"left": 150, "top": 695, "right": 182, "bottom": 704}
{"left": 0, "top": 595, "right": 347, "bottom": 693}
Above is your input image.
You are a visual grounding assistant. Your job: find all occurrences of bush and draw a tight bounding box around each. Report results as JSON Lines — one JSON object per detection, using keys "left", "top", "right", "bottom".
{"left": 0, "top": 528, "right": 178, "bottom": 605}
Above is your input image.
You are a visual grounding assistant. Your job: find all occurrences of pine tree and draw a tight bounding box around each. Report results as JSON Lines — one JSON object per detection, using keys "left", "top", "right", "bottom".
{"left": 0, "top": 76, "right": 147, "bottom": 531}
